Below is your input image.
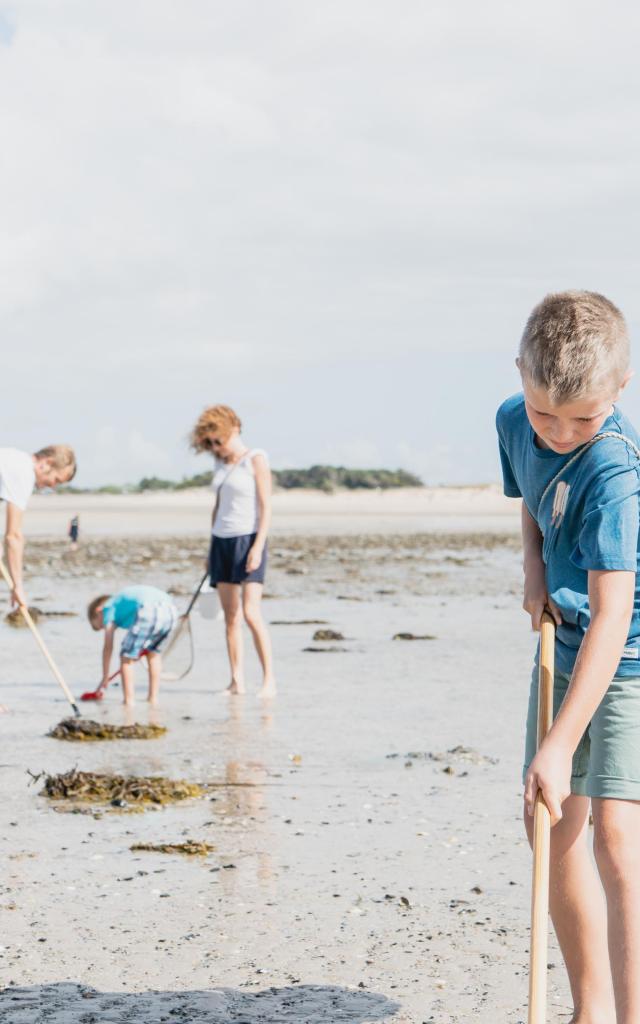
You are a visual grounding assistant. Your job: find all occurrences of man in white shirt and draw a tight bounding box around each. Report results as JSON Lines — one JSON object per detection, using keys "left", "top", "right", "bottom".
{"left": 1, "top": 445, "right": 77, "bottom": 607}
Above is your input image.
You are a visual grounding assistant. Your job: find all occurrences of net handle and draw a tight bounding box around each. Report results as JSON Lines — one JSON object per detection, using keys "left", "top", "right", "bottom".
{"left": 184, "top": 571, "right": 210, "bottom": 617}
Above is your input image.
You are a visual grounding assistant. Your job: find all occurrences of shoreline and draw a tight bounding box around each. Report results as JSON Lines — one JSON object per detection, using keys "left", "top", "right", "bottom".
{"left": 22, "top": 486, "right": 520, "bottom": 538}
{"left": 0, "top": 527, "right": 546, "bottom": 1022}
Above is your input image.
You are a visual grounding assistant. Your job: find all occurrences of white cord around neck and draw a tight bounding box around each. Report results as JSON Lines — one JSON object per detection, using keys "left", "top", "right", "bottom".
{"left": 538, "top": 432, "right": 640, "bottom": 513}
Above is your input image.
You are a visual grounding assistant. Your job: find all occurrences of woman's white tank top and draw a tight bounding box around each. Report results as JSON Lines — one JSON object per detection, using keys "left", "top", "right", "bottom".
{"left": 211, "top": 449, "right": 269, "bottom": 538}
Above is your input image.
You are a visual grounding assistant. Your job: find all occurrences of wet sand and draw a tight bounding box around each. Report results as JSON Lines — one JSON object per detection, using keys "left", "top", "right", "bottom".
{"left": 0, "top": 497, "right": 573, "bottom": 1022}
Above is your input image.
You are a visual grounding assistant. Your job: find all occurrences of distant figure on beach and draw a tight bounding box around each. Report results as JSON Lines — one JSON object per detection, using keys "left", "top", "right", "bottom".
{"left": 0, "top": 446, "right": 77, "bottom": 609}
{"left": 190, "top": 404, "right": 275, "bottom": 698}
{"left": 87, "top": 585, "right": 177, "bottom": 706}
{"left": 68, "top": 515, "right": 79, "bottom": 550}
{"left": 497, "top": 291, "right": 640, "bottom": 1019}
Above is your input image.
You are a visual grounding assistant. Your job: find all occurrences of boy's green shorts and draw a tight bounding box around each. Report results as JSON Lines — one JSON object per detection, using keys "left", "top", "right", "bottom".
{"left": 524, "top": 663, "right": 640, "bottom": 800}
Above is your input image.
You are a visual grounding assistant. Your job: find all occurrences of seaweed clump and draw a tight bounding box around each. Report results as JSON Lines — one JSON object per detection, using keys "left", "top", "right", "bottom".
{"left": 39, "top": 769, "right": 204, "bottom": 805}
{"left": 131, "top": 840, "right": 215, "bottom": 856}
{"left": 49, "top": 719, "right": 167, "bottom": 742}
{"left": 5, "top": 607, "right": 43, "bottom": 627}
{"left": 303, "top": 646, "right": 349, "bottom": 653}
{"left": 392, "top": 632, "right": 436, "bottom": 641}
{"left": 5, "top": 607, "right": 77, "bottom": 627}
{"left": 312, "top": 628, "right": 344, "bottom": 641}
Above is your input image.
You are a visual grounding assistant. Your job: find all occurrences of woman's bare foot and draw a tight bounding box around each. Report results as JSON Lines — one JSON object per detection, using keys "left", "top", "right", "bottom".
{"left": 225, "top": 680, "right": 246, "bottom": 696}
{"left": 257, "top": 679, "right": 276, "bottom": 699}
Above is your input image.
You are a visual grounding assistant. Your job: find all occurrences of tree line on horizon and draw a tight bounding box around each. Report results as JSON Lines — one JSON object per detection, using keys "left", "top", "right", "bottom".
{"left": 60, "top": 465, "right": 423, "bottom": 496}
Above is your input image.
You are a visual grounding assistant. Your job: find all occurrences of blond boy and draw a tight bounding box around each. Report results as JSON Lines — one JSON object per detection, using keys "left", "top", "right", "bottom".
{"left": 497, "top": 291, "right": 640, "bottom": 1022}
{"left": 0, "top": 446, "right": 76, "bottom": 607}
{"left": 88, "top": 586, "right": 177, "bottom": 706}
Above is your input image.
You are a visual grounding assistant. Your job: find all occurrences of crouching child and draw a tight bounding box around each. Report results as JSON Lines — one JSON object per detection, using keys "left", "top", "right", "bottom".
{"left": 88, "top": 585, "right": 177, "bottom": 705}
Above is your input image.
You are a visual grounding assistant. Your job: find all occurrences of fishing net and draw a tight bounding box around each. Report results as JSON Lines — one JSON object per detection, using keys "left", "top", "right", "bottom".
{"left": 161, "top": 614, "right": 195, "bottom": 681}
{"left": 160, "top": 571, "right": 210, "bottom": 681}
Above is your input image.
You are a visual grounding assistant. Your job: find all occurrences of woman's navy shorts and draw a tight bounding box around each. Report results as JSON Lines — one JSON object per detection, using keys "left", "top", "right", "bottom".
{"left": 209, "top": 533, "right": 267, "bottom": 587}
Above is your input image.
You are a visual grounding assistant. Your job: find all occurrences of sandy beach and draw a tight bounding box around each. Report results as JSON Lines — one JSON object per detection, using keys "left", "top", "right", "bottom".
{"left": 22, "top": 485, "right": 520, "bottom": 538}
{"left": 0, "top": 489, "right": 571, "bottom": 1023}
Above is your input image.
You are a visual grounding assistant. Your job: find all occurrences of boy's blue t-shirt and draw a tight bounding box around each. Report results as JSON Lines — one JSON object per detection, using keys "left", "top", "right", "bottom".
{"left": 496, "top": 393, "right": 640, "bottom": 677}
{"left": 102, "top": 585, "right": 171, "bottom": 629}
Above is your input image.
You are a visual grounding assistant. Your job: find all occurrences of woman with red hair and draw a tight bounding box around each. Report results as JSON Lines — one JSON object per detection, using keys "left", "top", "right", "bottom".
{"left": 191, "top": 405, "right": 275, "bottom": 698}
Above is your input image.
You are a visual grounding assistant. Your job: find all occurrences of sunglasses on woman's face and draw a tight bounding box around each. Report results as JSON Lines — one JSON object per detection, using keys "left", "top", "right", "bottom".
{"left": 204, "top": 437, "right": 225, "bottom": 449}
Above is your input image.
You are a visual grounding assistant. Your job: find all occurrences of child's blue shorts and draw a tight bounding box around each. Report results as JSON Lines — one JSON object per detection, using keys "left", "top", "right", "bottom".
{"left": 120, "top": 602, "right": 177, "bottom": 660}
{"left": 209, "top": 532, "right": 267, "bottom": 587}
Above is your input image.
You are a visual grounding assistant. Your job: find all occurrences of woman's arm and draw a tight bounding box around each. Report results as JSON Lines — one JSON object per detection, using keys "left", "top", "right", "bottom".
{"left": 246, "top": 455, "right": 272, "bottom": 572}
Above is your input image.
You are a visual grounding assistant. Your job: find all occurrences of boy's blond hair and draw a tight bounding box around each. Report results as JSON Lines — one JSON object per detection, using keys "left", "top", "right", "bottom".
{"left": 518, "top": 290, "right": 629, "bottom": 404}
{"left": 190, "top": 405, "right": 242, "bottom": 452}
{"left": 34, "top": 445, "right": 77, "bottom": 480}
{"left": 87, "top": 594, "right": 111, "bottom": 623}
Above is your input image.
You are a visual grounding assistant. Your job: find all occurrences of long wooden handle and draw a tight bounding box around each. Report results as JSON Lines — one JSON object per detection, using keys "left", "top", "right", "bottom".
{"left": 528, "top": 611, "right": 555, "bottom": 1024}
{"left": 0, "top": 557, "right": 80, "bottom": 716}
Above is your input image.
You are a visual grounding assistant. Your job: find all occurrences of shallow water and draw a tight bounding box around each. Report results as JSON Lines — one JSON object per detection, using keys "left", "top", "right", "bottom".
{"left": 0, "top": 534, "right": 570, "bottom": 1023}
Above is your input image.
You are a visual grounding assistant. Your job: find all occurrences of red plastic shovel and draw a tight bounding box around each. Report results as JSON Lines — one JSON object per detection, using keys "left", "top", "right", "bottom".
{"left": 80, "top": 649, "right": 150, "bottom": 701}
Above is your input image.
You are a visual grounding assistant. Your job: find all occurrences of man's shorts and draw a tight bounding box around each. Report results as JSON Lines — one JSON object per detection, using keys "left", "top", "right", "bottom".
{"left": 120, "top": 602, "right": 177, "bottom": 660}
{"left": 524, "top": 662, "right": 640, "bottom": 800}
{"left": 208, "top": 533, "right": 267, "bottom": 587}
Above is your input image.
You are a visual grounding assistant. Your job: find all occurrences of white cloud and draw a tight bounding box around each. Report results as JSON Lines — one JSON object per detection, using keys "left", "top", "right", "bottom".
{"left": 127, "top": 430, "right": 173, "bottom": 474}
{"left": 3, "top": 2, "right": 640, "bottom": 484}
{"left": 319, "top": 438, "right": 382, "bottom": 468}
{"left": 86, "top": 426, "right": 174, "bottom": 484}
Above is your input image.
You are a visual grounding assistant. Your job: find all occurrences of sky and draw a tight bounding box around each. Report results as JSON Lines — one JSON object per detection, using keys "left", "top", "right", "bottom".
{"left": 2, "top": 1, "right": 640, "bottom": 487}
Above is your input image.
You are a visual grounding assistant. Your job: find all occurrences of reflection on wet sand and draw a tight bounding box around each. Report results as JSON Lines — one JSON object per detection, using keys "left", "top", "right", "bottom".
{"left": 211, "top": 701, "right": 276, "bottom": 889}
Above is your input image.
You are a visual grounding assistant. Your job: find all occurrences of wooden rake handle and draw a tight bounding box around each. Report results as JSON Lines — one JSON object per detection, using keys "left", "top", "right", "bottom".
{"left": 528, "top": 611, "right": 555, "bottom": 1024}
{"left": 0, "top": 557, "right": 80, "bottom": 716}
